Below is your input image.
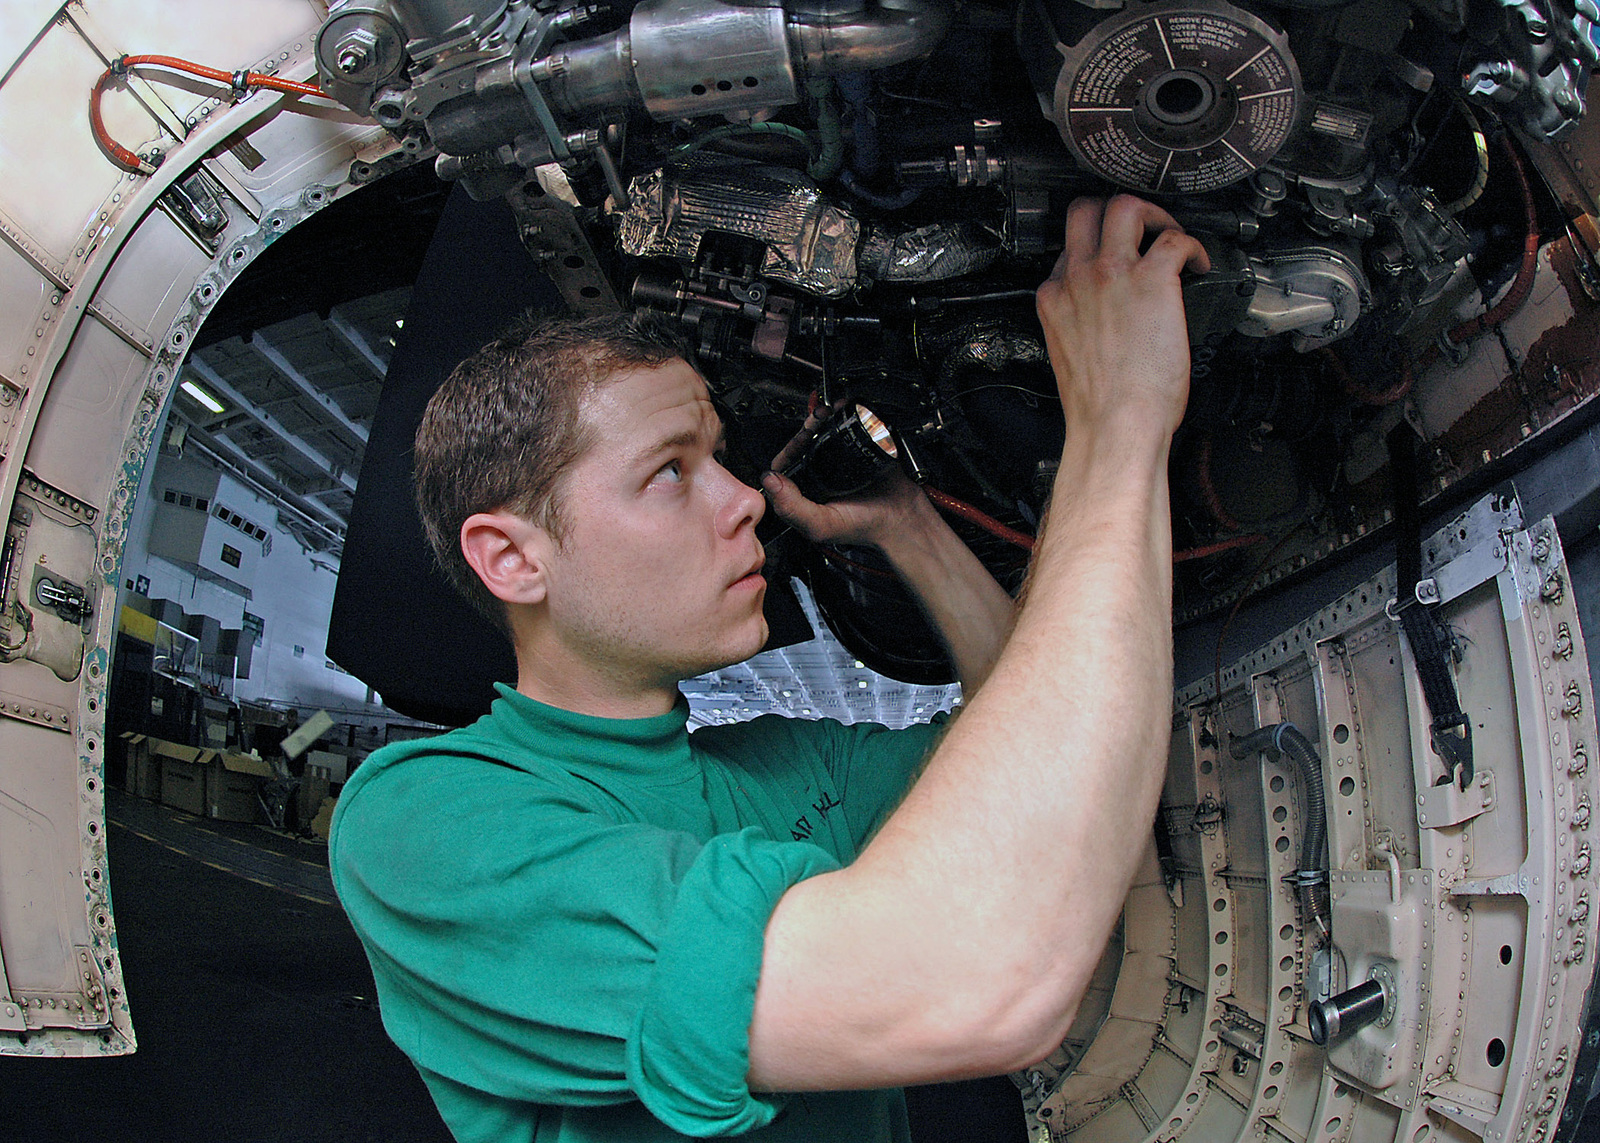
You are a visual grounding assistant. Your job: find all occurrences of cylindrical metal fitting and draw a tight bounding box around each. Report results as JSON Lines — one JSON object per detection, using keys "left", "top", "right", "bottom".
{"left": 544, "top": 33, "right": 638, "bottom": 115}
{"left": 1309, "top": 978, "right": 1388, "bottom": 1045}
{"left": 788, "top": 0, "right": 953, "bottom": 76}
{"left": 541, "top": 0, "right": 950, "bottom": 119}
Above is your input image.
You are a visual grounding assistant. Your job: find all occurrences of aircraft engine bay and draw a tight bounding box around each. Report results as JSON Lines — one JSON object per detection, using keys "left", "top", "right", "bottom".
{"left": 0, "top": 2, "right": 1599, "bottom": 1143}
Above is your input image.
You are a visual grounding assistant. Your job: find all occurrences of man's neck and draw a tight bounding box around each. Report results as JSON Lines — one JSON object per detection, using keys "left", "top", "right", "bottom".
{"left": 512, "top": 640, "right": 681, "bottom": 720}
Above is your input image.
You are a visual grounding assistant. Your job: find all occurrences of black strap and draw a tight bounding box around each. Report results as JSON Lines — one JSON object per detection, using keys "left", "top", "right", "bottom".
{"left": 1388, "top": 425, "right": 1474, "bottom": 789}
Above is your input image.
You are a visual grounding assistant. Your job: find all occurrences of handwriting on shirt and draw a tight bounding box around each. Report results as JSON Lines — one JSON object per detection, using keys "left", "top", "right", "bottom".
{"left": 790, "top": 790, "right": 842, "bottom": 841}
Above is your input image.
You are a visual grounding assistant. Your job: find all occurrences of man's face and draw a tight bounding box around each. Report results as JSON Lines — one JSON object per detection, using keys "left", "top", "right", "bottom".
{"left": 534, "top": 358, "right": 769, "bottom": 692}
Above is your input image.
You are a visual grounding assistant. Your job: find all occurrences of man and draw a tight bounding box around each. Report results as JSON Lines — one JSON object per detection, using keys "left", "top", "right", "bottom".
{"left": 330, "top": 196, "right": 1208, "bottom": 1142}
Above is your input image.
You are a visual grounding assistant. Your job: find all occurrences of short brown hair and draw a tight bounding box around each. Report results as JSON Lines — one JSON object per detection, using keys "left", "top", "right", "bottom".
{"left": 413, "top": 311, "right": 693, "bottom": 629}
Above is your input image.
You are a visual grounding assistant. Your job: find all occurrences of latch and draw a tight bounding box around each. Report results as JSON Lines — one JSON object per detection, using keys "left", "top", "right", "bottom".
{"left": 157, "top": 168, "right": 230, "bottom": 252}
{"left": 1416, "top": 769, "right": 1495, "bottom": 829}
{"left": 33, "top": 570, "right": 89, "bottom": 625}
{"left": 1385, "top": 576, "right": 1441, "bottom": 618}
{"left": 1191, "top": 793, "right": 1225, "bottom": 834}
{"left": 1219, "top": 1001, "right": 1266, "bottom": 1070}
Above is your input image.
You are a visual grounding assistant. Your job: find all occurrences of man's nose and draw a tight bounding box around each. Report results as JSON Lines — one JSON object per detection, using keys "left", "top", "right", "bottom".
{"left": 716, "top": 467, "right": 765, "bottom": 536}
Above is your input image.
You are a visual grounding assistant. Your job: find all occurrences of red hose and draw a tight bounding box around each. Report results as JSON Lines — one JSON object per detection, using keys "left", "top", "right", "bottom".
{"left": 924, "top": 483, "right": 1272, "bottom": 566}
{"left": 1408, "top": 132, "right": 1542, "bottom": 378}
{"left": 1197, "top": 432, "right": 1242, "bottom": 531}
{"left": 90, "top": 53, "right": 327, "bottom": 175}
{"left": 924, "top": 486, "right": 1036, "bottom": 552}
{"left": 1445, "top": 133, "right": 1540, "bottom": 345}
{"left": 1173, "top": 533, "right": 1269, "bottom": 562}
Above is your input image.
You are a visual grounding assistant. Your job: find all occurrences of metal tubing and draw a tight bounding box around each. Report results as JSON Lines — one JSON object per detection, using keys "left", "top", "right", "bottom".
{"left": 545, "top": 32, "right": 637, "bottom": 115}
{"left": 543, "top": 0, "right": 951, "bottom": 117}
{"left": 789, "top": 0, "right": 952, "bottom": 75}
{"left": 1309, "top": 978, "right": 1387, "bottom": 1044}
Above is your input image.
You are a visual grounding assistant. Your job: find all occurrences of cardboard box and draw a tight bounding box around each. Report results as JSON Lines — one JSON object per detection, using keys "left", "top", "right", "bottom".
{"left": 155, "top": 739, "right": 211, "bottom": 816}
{"left": 309, "top": 795, "right": 337, "bottom": 841}
{"left": 120, "top": 733, "right": 163, "bottom": 802}
{"left": 207, "top": 750, "right": 273, "bottom": 823}
{"left": 305, "top": 749, "right": 348, "bottom": 784}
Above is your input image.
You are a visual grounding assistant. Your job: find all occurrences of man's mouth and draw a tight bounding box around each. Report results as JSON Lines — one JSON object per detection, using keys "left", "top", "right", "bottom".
{"left": 732, "top": 552, "right": 766, "bottom": 589}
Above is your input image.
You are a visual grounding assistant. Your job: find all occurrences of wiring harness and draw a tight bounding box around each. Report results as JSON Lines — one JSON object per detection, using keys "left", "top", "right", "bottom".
{"left": 90, "top": 53, "right": 326, "bottom": 175}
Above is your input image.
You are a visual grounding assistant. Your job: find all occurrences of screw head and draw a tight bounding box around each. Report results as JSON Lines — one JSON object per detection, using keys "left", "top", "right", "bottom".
{"left": 332, "top": 27, "right": 380, "bottom": 74}
{"left": 336, "top": 45, "right": 369, "bottom": 73}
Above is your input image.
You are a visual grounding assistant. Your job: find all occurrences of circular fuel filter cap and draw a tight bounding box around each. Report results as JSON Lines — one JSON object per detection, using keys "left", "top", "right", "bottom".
{"left": 1052, "top": 0, "right": 1302, "bottom": 194}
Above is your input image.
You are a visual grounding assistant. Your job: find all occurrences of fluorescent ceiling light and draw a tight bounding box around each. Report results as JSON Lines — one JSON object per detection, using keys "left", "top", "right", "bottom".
{"left": 180, "top": 379, "right": 225, "bottom": 414}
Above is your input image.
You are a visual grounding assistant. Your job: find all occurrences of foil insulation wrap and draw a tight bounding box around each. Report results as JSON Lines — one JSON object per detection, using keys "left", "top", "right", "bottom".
{"left": 858, "top": 221, "right": 1001, "bottom": 283}
{"left": 620, "top": 157, "right": 861, "bottom": 296}
{"left": 920, "top": 314, "right": 1049, "bottom": 389}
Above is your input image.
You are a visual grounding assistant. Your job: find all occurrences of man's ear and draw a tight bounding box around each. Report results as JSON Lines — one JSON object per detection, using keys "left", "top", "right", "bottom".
{"left": 460, "top": 512, "right": 554, "bottom": 607}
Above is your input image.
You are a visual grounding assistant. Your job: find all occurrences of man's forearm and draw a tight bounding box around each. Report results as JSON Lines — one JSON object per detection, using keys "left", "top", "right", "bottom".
{"left": 759, "top": 467, "right": 1013, "bottom": 694}
{"left": 872, "top": 490, "right": 1014, "bottom": 695}
{"left": 749, "top": 196, "right": 1204, "bottom": 1094}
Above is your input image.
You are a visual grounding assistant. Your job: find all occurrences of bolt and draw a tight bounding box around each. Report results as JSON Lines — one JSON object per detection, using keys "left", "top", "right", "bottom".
{"left": 333, "top": 27, "right": 380, "bottom": 74}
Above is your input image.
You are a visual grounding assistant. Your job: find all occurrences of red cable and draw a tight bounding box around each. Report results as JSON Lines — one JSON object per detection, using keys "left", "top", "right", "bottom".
{"left": 923, "top": 483, "right": 1270, "bottom": 564}
{"left": 924, "top": 486, "right": 1036, "bottom": 552}
{"left": 1407, "top": 132, "right": 1542, "bottom": 379}
{"left": 1173, "top": 533, "right": 1269, "bottom": 563}
{"left": 89, "top": 53, "right": 327, "bottom": 175}
{"left": 1197, "top": 432, "right": 1243, "bottom": 531}
{"left": 1446, "top": 133, "right": 1539, "bottom": 345}
{"left": 90, "top": 68, "right": 150, "bottom": 173}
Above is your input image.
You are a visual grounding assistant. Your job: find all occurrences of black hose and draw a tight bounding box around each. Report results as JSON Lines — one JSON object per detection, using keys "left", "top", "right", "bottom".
{"left": 1231, "top": 722, "right": 1330, "bottom": 939}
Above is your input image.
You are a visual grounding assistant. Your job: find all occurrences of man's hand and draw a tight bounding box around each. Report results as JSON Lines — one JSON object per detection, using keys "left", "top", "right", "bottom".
{"left": 1037, "top": 195, "right": 1209, "bottom": 443}
{"left": 760, "top": 465, "right": 927, "bottom": 552}
{"left": 760, "top": 461, "right": 1013, "bottom": 695}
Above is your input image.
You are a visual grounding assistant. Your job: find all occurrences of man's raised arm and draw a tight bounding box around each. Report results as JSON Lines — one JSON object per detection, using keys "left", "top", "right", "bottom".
{"left": 746, "top": 195, "right": 1210, "bottom": 1092}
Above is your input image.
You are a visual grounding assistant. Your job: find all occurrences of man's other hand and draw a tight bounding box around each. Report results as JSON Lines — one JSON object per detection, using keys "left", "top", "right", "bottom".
{"left": 1037, "top": 195, "right": 1210, "bottom": 443}
{"left": 760, "top": 465, "right": 929, "bottom": 552}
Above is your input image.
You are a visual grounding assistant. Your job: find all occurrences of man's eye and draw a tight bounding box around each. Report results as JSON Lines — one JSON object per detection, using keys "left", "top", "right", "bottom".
{"left": 655, "top": 459, "right": 683, "bottom": 483}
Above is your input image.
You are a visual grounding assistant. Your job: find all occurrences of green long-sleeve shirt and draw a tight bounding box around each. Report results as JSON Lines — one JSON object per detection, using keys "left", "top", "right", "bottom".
{"left": 331, "top": 684, "right": 943, "bottom": 1143}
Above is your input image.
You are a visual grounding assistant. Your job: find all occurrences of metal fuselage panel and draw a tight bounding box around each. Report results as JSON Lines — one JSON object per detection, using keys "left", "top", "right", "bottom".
{"left": 0, "top": 0, "right": 384, "bottom": 1055}
{"left": 1019, "top": 498, "right": 1600, "bottom": 1143}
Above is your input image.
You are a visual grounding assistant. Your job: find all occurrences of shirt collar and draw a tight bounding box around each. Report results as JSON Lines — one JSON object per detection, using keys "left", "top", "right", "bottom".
{"left": 488, "top": 683, "right": 698, "bottom": 785}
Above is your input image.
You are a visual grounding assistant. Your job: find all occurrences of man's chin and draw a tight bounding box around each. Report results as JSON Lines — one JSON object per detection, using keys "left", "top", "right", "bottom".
{"left": 695, "top": 619, "right": 770, "bottom": 677}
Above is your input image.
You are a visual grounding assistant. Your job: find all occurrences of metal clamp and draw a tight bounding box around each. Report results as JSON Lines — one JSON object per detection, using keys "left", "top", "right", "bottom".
{"left": 1385, "top": 576, "right": 1440, "bottom": 620}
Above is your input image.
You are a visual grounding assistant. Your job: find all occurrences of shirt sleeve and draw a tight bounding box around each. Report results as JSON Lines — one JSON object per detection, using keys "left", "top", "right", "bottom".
{"left": 331, "top": 752, "right": 839, "bottom": 1137}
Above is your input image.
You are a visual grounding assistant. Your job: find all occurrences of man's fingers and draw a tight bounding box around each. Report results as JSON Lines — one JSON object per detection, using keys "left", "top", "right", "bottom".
{"left": 762, "top": 470, "right": 825, "bottom": 529}
{"left": 1099, "top": 195, "right": 1186, "bottom": 262}
{"left": 1144, "top": 226, "right": 1211, "bottom": 277}
{"left": 1061, "top": 197, "right": 1107, "bottom": 273}
{"left": 771, "top": 397, "right": 848, "bottom": 475}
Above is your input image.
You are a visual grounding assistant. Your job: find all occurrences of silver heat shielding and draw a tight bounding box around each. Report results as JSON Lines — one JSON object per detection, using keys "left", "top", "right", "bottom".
{"left": 546, "top": 0, "right": 953, "bottom": 120}
{"left": 620, "top": 156, "right": 861, "bottom": 296}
